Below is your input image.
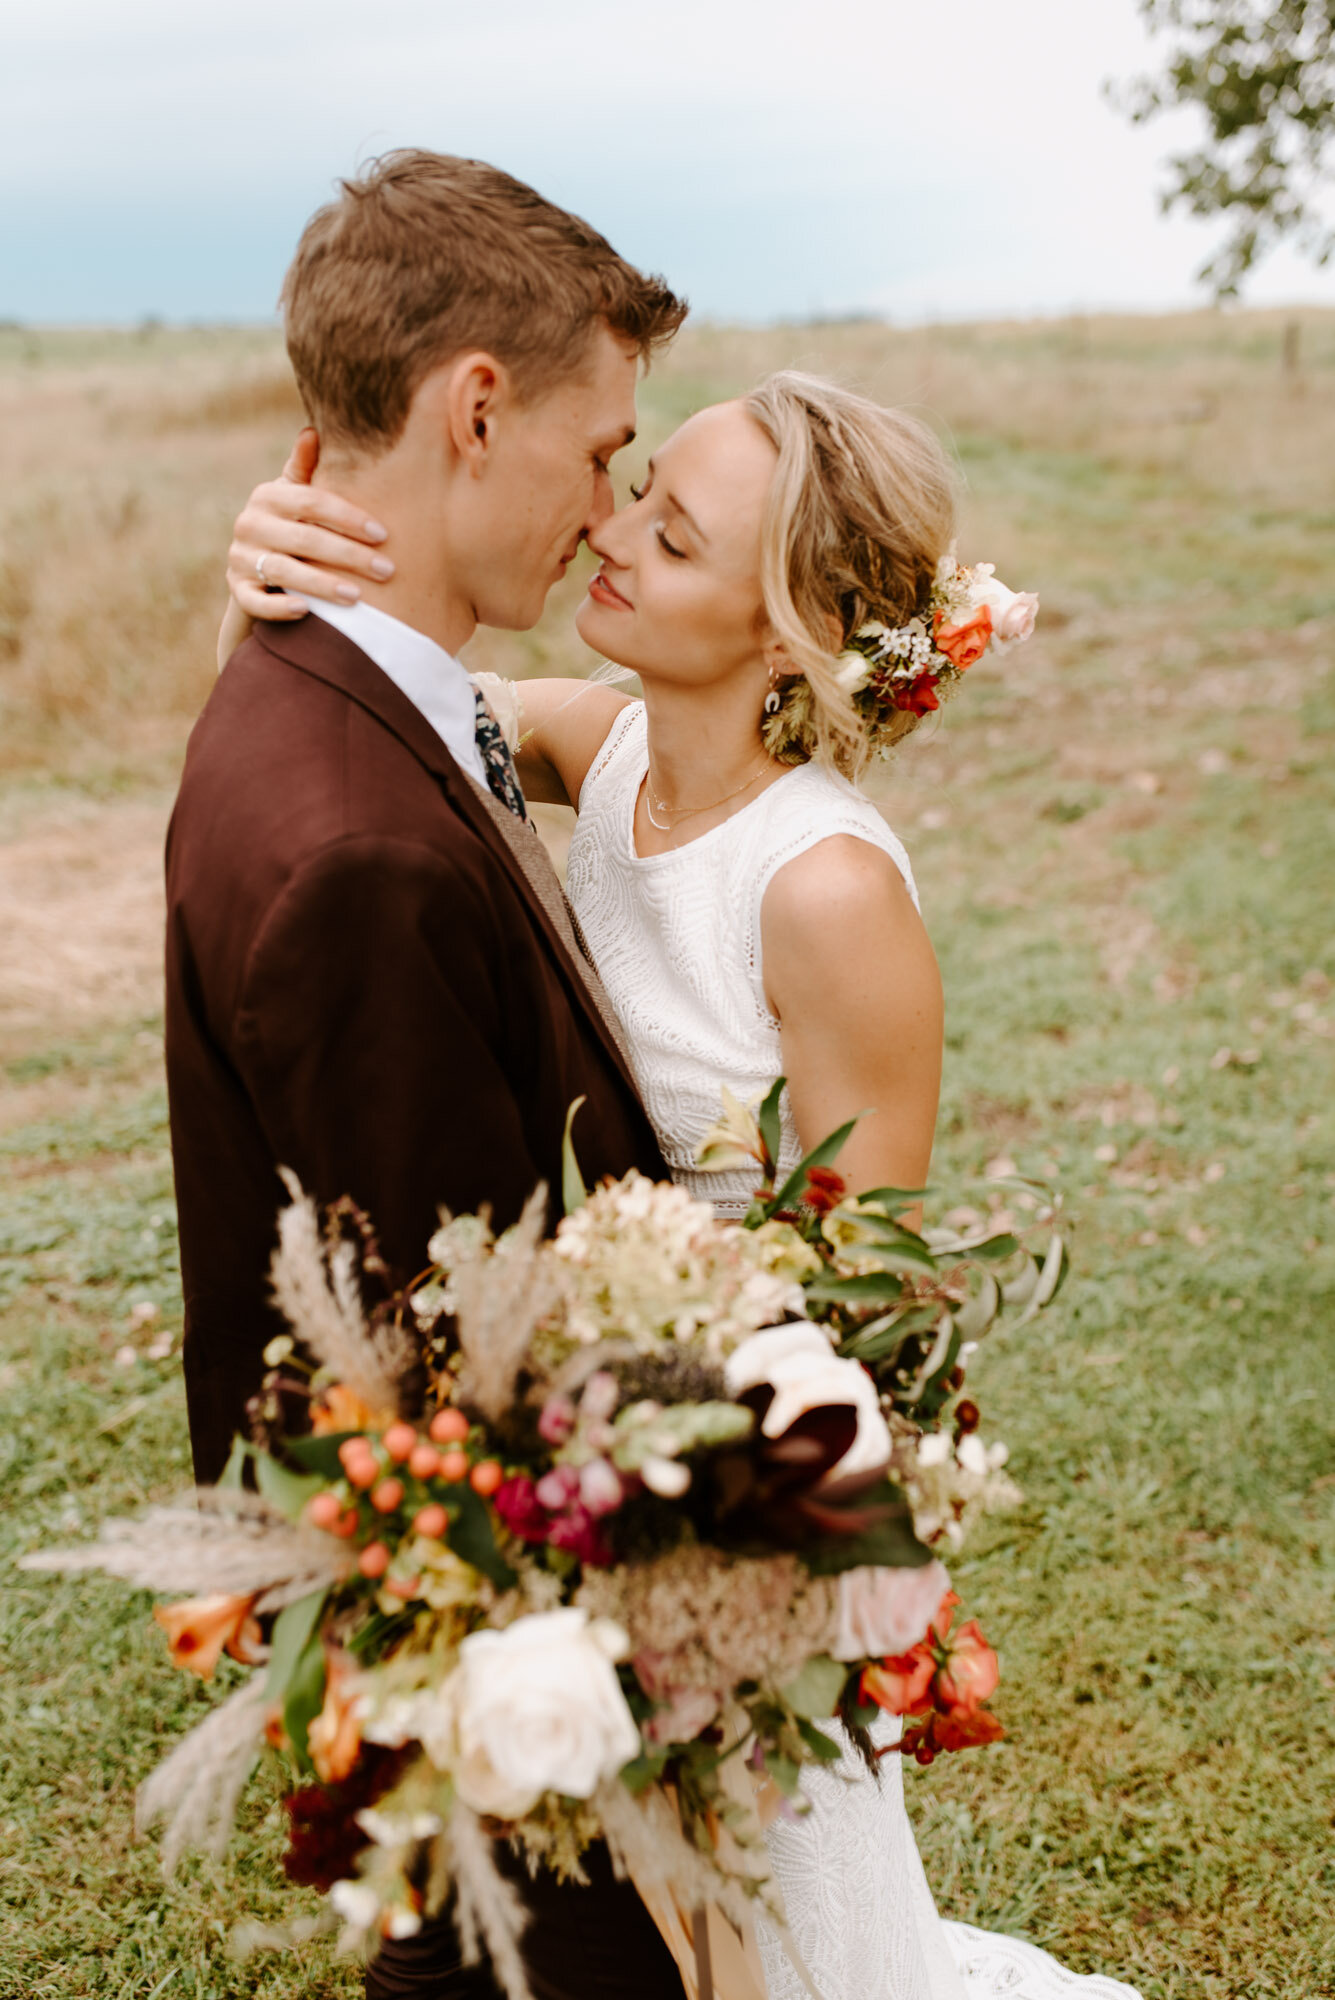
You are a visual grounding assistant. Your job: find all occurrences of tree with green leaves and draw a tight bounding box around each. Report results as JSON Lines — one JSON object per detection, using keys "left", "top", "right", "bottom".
{"left": 1113, "top": 1, "right": 1334, "bottom": 296}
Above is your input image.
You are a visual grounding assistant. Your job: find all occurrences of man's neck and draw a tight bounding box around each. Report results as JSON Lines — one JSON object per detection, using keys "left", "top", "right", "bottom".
{"left": 309, "top": 464, "right": 476, "bottom": 657}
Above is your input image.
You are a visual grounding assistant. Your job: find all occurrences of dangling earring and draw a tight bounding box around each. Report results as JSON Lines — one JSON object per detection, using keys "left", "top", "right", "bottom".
{"left": 763, "top": 664, "right": 782, "bottom": 716}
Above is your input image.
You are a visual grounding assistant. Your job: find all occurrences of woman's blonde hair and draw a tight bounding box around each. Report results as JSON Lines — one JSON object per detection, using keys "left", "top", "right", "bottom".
{"left": 743, "top": 371, "right": 957, "bottom": 776}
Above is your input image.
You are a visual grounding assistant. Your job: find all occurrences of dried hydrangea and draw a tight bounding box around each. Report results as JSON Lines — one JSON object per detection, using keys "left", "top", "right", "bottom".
{"left": 577, "top": 1543, "right": 839, "bottom": 1698}
{"left": 548, "top": 1172, "right": 800, "bottom": 1358}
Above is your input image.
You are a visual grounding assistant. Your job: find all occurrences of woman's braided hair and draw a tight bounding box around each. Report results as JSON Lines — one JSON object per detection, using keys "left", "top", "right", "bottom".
{"left": 743, "top": 372, "right": 957, "bottom": 776}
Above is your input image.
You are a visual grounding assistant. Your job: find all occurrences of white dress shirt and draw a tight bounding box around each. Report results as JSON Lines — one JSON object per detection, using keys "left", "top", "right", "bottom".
{"left": 306, "top": 597, "right": 489, "bottom": 791}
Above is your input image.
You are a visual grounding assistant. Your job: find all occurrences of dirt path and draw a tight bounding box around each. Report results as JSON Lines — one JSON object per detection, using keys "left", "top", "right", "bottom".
{"left": 0, "top": 791, "right": 172, "bottom": 1057}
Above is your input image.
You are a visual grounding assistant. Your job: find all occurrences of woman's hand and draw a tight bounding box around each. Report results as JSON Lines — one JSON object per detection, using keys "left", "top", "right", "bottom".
{"left": 225, "top": 428, "right": 394, "bottom": 622}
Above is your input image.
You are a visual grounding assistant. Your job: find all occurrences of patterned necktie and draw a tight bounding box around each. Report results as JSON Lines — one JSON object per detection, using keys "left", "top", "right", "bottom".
{"left": 473, "top": 686, "right": 528, "bottom": 821}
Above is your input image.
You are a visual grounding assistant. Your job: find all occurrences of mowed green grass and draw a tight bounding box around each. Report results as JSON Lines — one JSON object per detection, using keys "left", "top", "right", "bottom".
{"left": 1, "top": 313, "right": 1332, "bottom": 1998}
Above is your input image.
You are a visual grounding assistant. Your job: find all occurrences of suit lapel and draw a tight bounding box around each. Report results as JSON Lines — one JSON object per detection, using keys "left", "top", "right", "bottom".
{"left": 249, "top": 617, "right": 643, "bottom": 1102}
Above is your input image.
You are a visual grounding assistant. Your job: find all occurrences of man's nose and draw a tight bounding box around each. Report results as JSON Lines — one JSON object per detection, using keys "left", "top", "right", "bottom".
{"left": 586, "top": 468, "right": 617, "bottom": 535}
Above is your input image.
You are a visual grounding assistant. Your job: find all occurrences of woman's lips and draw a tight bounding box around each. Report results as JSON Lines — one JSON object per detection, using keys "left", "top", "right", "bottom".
{"left": 588, "top": 569, "right": 632, "bottom": 610}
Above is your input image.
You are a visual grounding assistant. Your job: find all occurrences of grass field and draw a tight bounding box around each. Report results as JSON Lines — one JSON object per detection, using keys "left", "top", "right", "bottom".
{"left": 1, "top": 310, "right": 1332, "bottom": 1999}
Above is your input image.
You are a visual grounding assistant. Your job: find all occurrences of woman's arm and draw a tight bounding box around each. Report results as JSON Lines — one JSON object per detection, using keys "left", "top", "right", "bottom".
{"left": 761, "top": 835, "right": 943, "bottom": 1201}
{"left": 503, "top": 679, "right": 634, "bottom": 808}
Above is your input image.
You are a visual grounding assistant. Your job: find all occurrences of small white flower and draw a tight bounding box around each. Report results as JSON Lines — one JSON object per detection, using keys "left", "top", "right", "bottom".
{"left": 385, "top": 1908, "right": 423, "bottom": 1940}
{"left": 330, "top": 1880, "right": 380, "bottom": 1935}
{"left": 916, "top": 1432, "right": 953, "bottom": 1469}
{"left": 355, "top": 1807, "right": 444, "bottom": 1847}
{"left": 641, "top": 1455, "right": 691, "bottom": 1499}
{"left": 956, "top": 1433, "right": 989, "bottom": 1477}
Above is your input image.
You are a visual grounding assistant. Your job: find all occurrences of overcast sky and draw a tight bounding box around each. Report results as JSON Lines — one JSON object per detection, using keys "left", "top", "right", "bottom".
{"left": 4, "top": 0, "right": 1333, "bottom": 325}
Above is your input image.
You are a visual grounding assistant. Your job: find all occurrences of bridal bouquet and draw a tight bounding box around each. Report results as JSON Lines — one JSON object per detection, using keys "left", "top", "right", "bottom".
{"left": 25, "top": 1092, "right": 1063, "bottom": 1994}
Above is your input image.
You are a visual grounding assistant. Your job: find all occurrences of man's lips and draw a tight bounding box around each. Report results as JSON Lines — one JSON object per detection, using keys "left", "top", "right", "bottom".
{"left": 588, "top": 568, "right": 632, "bottom": 610}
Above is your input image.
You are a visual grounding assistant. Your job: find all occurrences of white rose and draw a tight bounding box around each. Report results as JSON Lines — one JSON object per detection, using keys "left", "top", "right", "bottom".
{"left": 834, "top": 650, "right": 872, "bottom": 693}
{"left": 444, "top": 1609, "right": 641, "bottom": 1819}
{"left": 969, "top": 571, "right": 1039, "bottom": 647}
{"left": 831, "top": 1559, "right": 951, "bottom": 1660}
{"left": 724, "top": 1323, "right": 891, "bottom": 1484}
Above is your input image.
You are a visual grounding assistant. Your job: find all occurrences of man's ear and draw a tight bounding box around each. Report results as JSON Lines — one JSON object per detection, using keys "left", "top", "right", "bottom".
{"left": 437, "top": 351, "right": 511, "bottom": 475}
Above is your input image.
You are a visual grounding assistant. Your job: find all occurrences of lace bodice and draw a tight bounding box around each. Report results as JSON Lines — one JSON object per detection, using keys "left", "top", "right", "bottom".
{"left": 565, "top": 703, "right": 920, "bottom": 1211}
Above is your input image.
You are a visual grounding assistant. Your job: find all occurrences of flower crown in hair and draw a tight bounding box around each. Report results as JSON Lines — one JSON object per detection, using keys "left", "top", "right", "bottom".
{"left": 764, "top": 552, "right": 1039, "bottom": 764}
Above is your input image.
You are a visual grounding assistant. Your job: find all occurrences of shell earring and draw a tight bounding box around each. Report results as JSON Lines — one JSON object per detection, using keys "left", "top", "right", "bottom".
{"left": 763, "top": 666, "right": 782, "bottom": 717}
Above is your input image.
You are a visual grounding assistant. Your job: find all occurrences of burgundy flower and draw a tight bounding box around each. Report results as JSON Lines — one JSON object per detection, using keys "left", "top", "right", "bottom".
{"left": 892, "top": 672, "right": 941, "bottom": 716}
{"left": 493, "top": 1475, "right": 550, "bottom": 1543}
{"left": 282, "top": 1745, "right": 410, "bottom": 1892}
{"left": 547, "top": 1503, "right": 614, "bottom": 1568}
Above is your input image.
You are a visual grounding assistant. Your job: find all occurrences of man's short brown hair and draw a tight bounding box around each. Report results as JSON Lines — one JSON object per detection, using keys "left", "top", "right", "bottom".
{"left": 281, "top": 150, "right": 687, "bottom": 451}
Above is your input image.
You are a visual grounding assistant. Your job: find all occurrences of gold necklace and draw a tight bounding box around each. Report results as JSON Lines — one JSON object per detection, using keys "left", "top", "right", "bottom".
{"left": 644, "top": 759, "right": 772, "bottom": 832}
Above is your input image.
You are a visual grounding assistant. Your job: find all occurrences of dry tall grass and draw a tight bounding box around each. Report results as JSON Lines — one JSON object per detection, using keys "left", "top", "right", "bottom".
{"left": 2, "top": 310, "right": 1330, "bottom": 775}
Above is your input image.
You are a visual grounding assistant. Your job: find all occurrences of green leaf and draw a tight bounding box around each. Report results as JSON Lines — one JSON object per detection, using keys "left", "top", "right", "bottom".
{"left": 283, "top": 1628, "right": 327, "bottom": 1770}
{"left": 757, "top": 1076, "right": 785, "bottom": 1177}
{"left": 763, "top": 1751, "right": 802, "bottom": 1797}
{"left": 448, "top": 1484, "right": 517, "bottom": 1591}
{"left": 619, "top": 1748, "right": 670, "bottom": 1795}
{"left": 781, "top": 1654, "right": 846, "bottom": 1720}
{"left": 905, "top": 1315, "right": 959, "bottom": 1403}
{"left": 216, "top": 1436, "right": 250, "bottom": 1492}
{"left": 255, "top": 1451, "right": 324, "bottom": 1521}
{"left": 952, "top": 1272, "right": 1001, "bottom": 1342}
{"left": 768, "top": 1114, "right": 862, "bottom": 1215}
{"left": 265, "top": 1589, "right": 328, "bottom": 1708}
{"left": 965, "top": 1233, "right": 1023, "bottom": 1263}
{"left": 802, "top": 1502, "right": 932, "bottom": 1575}
{"left": 562, "top": 1096, "right": 588, "bottom": 1215}
{"left": 285, "top": 1431, "right": 358, "bottom": 1478}
{"left": 346, "top": 1606, "right": 415, "bottom": 1663}
{"left": 795, "top": 1717, "right": 842, "bottom": 1762}
{"left": 854, "top": 1186, "right": 929, "bottom": 1210}
{"left": 1033, "top": 1231, "right": 1068, "bottom": 1307}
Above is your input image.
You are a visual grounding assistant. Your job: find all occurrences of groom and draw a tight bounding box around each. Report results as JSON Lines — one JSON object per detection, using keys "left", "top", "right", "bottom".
{"left": 164, "top": 151, "right": 687, "bottom": 1998}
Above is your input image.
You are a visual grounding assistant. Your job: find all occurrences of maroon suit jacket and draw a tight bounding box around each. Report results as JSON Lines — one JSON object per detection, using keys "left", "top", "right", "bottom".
{"left": 165, "top": 615, "right": 665, "bottom": 1483}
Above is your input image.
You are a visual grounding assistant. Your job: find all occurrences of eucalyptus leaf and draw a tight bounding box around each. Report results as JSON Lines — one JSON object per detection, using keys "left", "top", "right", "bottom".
{"left": 781, "top": 1654, "right": 846, "bottom": 1719}
{"left": 1001, "top": 1256, "right": 1041, "bottom": 1308}
{"left": 962, "top": 1233, "right": 1023, "bottom": 1264}
{"left": 796, "top": 1717, "right": 843, "bottom": 1762}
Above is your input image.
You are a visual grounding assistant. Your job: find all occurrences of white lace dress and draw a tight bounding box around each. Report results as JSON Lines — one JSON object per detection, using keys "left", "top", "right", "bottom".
{"left": 565, "top": 703, "right": 1142, "bottom": 2000}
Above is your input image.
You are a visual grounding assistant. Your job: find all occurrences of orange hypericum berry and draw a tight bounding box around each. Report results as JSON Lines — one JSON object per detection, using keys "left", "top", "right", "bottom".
{"left": 408, "top": 1444, "right": 442, "bottom": 1481}
{"left": 357, "top": 1542, "right": 390, "bottom": 1579}
{"left": 337, "top": 1437, "right": 369, "bottom": 1474}
{"left": 429, "top": 1409, "right": 469, "bottom": 1446}
{"left": 382, "top": 1575, "right": 421, "bottom": 1601}
{"left": 413, "top": 1503, "right": 448, "bottom": 1539}
{"left": 469, "top": 1459, "right": 503, "bottom": 1497}
{"left": 382, "top": 1422, "right": 418, "bottom": 1462}
{"left": 333, "top": 1507, "right": 361, "bottom": 1539}
{"left": 307, "top": 1491, "right": 343, "bottom": 1531}
{"left": 371, "top": 1478, "right": 405, "bottom": 1514}
{"left": 438, "top": 1449, "right": 469, "bottom": 1483}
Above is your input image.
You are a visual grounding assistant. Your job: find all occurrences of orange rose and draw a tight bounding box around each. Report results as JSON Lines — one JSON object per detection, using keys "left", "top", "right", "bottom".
{"left": 933, "top": 605, "right": 993, "bottom": 671}
{"left": 861, "top": 1648, "right": 935, "bottom": 1716}
{"left": 154, "top": 1592, "right": 263, "bottom": 1680}
{"left": 308, "top": 1647, "right": 363, "bottom": 1783}
{"left": 935, "top": 1619, "right": 1000, "bottom": 1713}
{"left": 311, "top": 1383, "right": 379, "bottom": 1436}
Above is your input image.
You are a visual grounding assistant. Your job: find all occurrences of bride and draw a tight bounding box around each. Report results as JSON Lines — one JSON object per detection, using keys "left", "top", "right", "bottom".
{"left": 224, "top": 372, "right": 1139, "bottom": 2000}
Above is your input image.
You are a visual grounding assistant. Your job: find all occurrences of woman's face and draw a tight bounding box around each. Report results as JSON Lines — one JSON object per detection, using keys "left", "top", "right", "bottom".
{"left": 575, "top": 400, "right": 778, "bottom": 692}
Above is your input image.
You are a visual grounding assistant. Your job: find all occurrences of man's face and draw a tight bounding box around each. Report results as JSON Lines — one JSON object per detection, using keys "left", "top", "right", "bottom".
{"left": 464, "top": 324, "right": 640, "bottom": 632}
